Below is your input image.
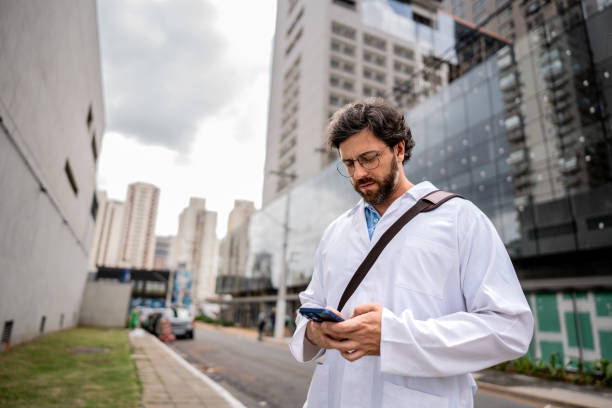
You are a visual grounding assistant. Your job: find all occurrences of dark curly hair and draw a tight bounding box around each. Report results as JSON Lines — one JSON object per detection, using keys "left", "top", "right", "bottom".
{"left": 327, "top": 98, "right": 415, "bottom": 164}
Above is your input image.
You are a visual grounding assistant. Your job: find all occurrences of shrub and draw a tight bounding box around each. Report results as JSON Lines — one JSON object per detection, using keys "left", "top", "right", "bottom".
{"left": 195, "top": 315, "right": 235, "bottom": 327}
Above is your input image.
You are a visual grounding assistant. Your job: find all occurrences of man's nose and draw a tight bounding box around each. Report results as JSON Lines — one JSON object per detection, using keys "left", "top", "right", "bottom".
{"left": 353, "top": 161, "right": 369, "bottom": 179}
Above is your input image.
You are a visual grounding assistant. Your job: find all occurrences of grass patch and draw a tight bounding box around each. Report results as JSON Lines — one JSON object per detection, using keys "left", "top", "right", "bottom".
{"left": 195, "top": 314, "right": 235, "bottom": 327}
{"left": 0, "top": 327, "right": 141, "bottom": 407}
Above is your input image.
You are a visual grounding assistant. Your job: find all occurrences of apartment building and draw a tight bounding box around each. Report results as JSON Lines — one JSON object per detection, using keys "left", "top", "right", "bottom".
{"left": 119, "top": 182, "right": 160, "bottom": 270}
{"left": 262, "top": 0, "right": 451, "bottom": 205}
{"left": 172, "top": 198, "right": 218, "bottom": 305}
{"left": 88, "top": 191, "right": 125, "bottom": 270}
{"left": 218, "top": 200, "right": 256, "bottom": 283}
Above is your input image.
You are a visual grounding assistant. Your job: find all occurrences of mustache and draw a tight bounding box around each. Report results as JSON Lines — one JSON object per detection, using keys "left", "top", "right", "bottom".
{"left": 356, "top": 177, "right": 377, "bottom": 187}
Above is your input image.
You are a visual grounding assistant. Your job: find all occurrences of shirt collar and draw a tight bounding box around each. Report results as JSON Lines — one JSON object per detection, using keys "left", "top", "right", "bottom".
{"left": 364, "top": 202, "right": 380, "bottom": 217}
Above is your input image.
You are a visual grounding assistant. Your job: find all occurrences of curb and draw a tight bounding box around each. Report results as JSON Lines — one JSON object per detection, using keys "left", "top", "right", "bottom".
{"left": 147, "top": 331, "right": 247, "bottom": 408}
{"left": 476, "top": 380, "right": 609, "bottom": 408}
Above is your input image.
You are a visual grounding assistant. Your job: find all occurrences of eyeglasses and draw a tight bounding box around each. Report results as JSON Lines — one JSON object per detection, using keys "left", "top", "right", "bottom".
{"left": 336, "top": 148, "right": 388, "bottom": 178}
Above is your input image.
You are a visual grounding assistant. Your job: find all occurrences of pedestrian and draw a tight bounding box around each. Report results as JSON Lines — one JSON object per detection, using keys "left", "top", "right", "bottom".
{"left": 269, "top": 308, "right": 276, "bottom": 336}
{"left": 129, "top": 307, "right": 139, "bottom": 329}
{"left": 289, "top": 98, "right": 533, "bottom": 407}
{"left": 257, "top": 311, "right": 266, "bottom": 341}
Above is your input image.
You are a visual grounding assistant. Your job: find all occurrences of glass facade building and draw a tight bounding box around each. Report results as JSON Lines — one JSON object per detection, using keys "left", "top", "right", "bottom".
{"left": 217, "top": 3, "right": 612, "bottom": 364}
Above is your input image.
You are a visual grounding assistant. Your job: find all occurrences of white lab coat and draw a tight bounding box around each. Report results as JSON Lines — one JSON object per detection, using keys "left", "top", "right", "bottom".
{"left": 289, "top": 181, "right": 533, "bottom": 408}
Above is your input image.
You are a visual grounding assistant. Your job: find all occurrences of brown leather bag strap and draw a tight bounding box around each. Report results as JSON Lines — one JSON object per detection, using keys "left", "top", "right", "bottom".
{"left": 336, "top": 190, "right": 463, "bottom": 313}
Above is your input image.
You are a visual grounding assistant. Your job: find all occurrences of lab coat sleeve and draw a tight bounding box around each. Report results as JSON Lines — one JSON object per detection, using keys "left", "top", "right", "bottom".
{"left": 380, "top": 201, "right": 534, "bottom": 377}
{"left": 289, "top": 241, "right": 327, "bottom": 363}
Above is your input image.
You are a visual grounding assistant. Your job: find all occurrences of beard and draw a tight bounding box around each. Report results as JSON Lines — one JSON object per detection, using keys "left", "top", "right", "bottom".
{"left": 353, "top": 155, "right": 399, "bottom": 206}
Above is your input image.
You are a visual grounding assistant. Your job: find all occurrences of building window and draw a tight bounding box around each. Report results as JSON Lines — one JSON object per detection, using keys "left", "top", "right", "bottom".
{"left": 363, "top": 86, "right": 386, "bottom": 98}
{"left": 331, "top": 38, "right": 355, "bottom": 57}
{"left": 329, "top": 94, "right": 340, "bottom": 106}
{"left": 90, "top": 192, "right": 99, "bottom": 221}
{"left": 331, "top": 21, "right": 356, "bottom": 40}
{"left": 394, "top": 60, "right": 414, "bottom": 75}
{"left": 363, "top": 33, "right": 386, "bottom": 50}
{"left": 65, "top": 160, "right": 78, "bottom": 196}
{"left": 364, "top": 50, "right": 386, "bottom": 67}
{"left": 393, "top": 44, "right": 414, "bottom": 60}
{"left": 86, "top": 104, "right": 93, "bottom": 129}
{"left": 364, "top": 67, "right": 386, "bottom": 84}
{"left": 332, "top": 0, "right": 356, "bottom": 11}
{"left": 329, "top": 93, "right": 352, "bottom": 106}
{"left": 413, "top": 12, "right": 433, "bottom": 28}
{"left": 330, "top": 74, "right": 354, "bottom": 91}
{"left": 288, "top": 0, "right": 299, "bottom": 15}
{"left": 330, "top": 57, "right": 355, "bottom": 74}
{"left": 2, "top": 320, "right": 13, "bottom": 346}
{"left": 473, "top": 0, "right": 488, "bottom": 15}
{"left": 286, "top": 8, "right": 304, "bottom": 37}
{"left": 91, "top": 132, "right": 98, "bottom": 162}
{"left": 285, "top": 28, "right": 303, "bottom": 56}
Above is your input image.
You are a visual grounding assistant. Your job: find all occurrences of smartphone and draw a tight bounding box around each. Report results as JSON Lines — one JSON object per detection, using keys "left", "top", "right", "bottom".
{"left": 299, "top": 307, "right": 344, "bottom": 323}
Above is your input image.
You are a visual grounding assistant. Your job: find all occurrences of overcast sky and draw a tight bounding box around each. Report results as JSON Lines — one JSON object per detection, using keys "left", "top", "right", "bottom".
{"left": 96, "top": 0, "right": 277, "bottom": 239}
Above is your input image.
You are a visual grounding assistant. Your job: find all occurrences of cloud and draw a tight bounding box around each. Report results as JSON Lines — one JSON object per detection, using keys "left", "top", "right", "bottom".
{"left": 96, "top": 0, "right": 276, "bottom": 238}
{"left": 97, "top": 0, "right": 246, "bottom": 151}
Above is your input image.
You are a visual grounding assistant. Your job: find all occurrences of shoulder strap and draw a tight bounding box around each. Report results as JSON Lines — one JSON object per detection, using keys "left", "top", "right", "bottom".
{"left": 336, "top": 190, "right": 463, "bottom": 313}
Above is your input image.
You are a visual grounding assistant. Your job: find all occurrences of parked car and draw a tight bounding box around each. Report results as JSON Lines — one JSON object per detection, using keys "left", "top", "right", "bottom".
{"left": 154, "top": 307, "right": 194, "bottom": 339}
{"left": 142, "top": 309, "right": 163, "bottom": 334}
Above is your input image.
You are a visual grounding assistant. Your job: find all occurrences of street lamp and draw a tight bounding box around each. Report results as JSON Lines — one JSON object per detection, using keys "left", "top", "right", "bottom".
{"left": 269, "top": 170, "right": 296, "bottom": 339}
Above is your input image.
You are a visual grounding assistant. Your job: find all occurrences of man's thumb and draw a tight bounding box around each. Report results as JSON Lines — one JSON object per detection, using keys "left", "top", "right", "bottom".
{"left": 352, "top": 302, "right": 379, "bottom": 317}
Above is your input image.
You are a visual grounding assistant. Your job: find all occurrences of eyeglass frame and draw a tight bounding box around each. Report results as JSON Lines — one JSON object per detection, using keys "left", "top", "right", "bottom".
{"left": 336, "top": 146, "right": 391, "bottom": 178}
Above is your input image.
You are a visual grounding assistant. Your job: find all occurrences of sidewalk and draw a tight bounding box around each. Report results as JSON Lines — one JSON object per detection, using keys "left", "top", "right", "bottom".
{"left": 474, "top": 370, "right": 612, "bottom": 408}
{"left": 129, "top": 329, "right": 246, "bottom": 408}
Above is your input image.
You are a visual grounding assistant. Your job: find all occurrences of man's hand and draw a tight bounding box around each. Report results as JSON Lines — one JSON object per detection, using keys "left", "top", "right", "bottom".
{"left": 320, "top": 303, "right": 383, "bottom": 362}
{"left": 305, "top": 320, "right": 343, "bottom": 349}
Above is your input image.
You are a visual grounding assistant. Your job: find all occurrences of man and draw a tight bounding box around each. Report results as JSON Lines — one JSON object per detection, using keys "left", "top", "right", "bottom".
{"left": 289, "top": 99, "right": 533, "bottom": 407}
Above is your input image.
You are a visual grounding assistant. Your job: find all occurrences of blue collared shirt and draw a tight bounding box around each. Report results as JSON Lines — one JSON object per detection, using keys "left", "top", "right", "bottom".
{"left": 364, "top": 203, "right": 381, "bottom": 240}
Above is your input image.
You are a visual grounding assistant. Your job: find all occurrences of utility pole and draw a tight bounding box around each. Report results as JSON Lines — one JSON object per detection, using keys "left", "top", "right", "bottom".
{"left": 269, "top": 170, "right": 296, "bottom": 339}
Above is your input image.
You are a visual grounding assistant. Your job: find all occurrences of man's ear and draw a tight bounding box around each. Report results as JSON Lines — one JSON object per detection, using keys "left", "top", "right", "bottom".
{"left": 395, "top": 140, "right": 405, "bottom": 161}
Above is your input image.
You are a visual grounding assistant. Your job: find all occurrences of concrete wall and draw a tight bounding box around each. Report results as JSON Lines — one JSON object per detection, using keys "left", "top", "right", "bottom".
{"left": 79, "top": 281, "right": 132, "bottom": 328}
{"left": 0, "top": 0, "right": 104, "bottom": 347}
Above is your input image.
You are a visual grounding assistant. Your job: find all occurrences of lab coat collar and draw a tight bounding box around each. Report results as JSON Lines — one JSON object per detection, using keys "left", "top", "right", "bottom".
{"left": 347, "top": 180, "right": 439, "bottom": 218}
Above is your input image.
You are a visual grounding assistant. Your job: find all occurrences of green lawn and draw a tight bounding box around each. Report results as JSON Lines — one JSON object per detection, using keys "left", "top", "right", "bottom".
{"left": 0, "top": 327, "right": 141, "bottom": 407}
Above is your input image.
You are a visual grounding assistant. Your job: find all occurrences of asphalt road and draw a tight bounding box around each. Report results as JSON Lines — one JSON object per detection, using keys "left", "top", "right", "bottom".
{"left": 172, "top": 325, "right": 540, "bottom": 408}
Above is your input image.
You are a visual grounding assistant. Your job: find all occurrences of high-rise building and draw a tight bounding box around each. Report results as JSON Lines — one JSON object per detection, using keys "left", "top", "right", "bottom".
{"left": 218, "top": 200, "right": 256, "bottom": 281}
{"left": 227, "top": 200, "right": 256, "bottom": 235}
{"left": 262, "top": 0, "right": 451, "bottom": 205}
{"left": 173, "top": 198, "right": 218, "bottom": 305}
{"left": 153, "top": 235, "right": 175, "bottom": 270}
{"left": 88, "top": 191, "right": 125, "bottom": 270}
{"left": 0, "top": 0, "right": 104, "bottom": 347}
{"left": 118, "top": 182, "right": 160, "bottom": 270}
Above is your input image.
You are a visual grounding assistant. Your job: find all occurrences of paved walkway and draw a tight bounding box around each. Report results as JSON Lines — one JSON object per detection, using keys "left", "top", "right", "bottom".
{"left": 129, "top": 329, "right": 245, "bottom": 408}
{"left": 474, "top": 370, "right": 612, "bottom": 408}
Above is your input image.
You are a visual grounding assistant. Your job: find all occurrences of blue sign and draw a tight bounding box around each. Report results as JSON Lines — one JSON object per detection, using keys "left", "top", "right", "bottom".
{"left": 120, "top": 268, "right": 131, "bottom": 283}
{"left": 171, "top": 269, "right": 192, "bottom": 307}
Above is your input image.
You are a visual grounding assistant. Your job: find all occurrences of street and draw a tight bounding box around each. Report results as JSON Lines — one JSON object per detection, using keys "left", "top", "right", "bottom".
{"left": 172, "top": 324, "right": 541, "bottom": 408}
